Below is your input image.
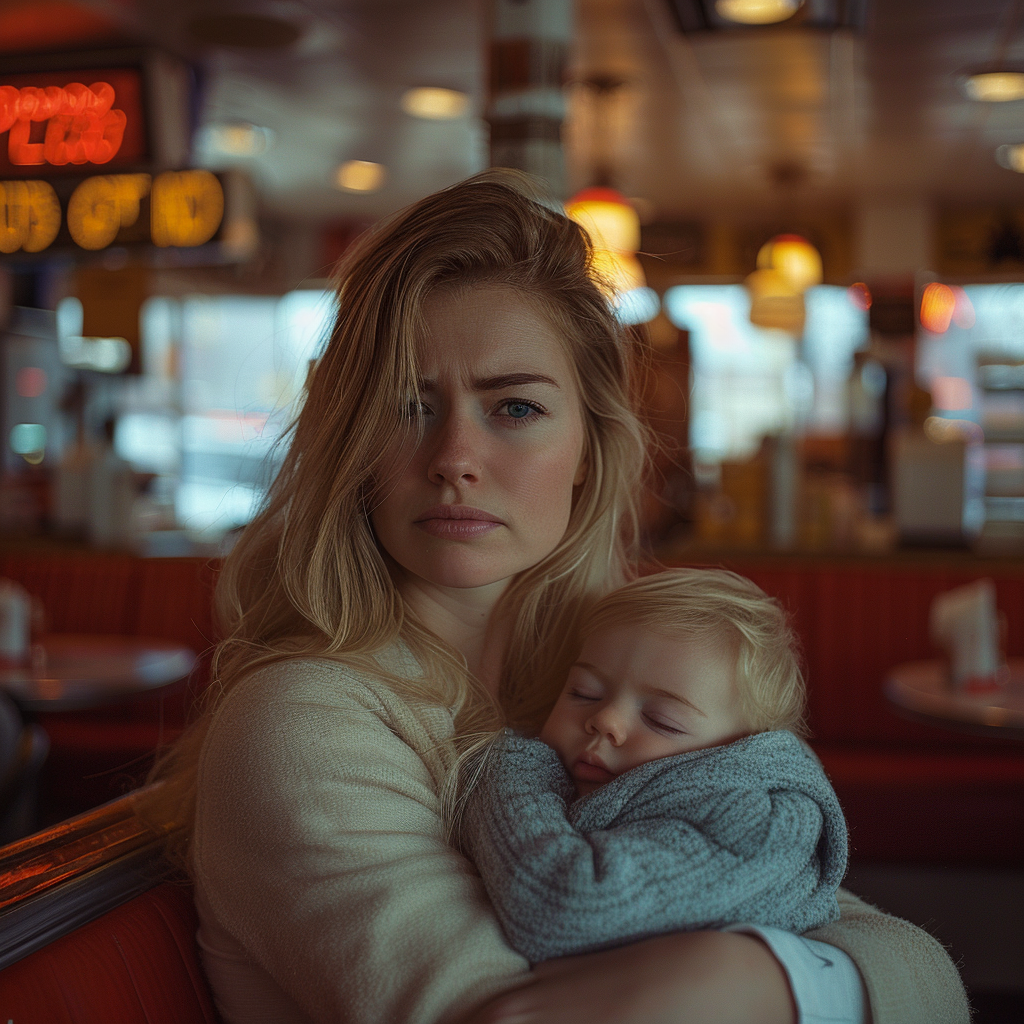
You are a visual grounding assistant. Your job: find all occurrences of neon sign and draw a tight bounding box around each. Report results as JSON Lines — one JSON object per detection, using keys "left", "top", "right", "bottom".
{"left": 0, "top": 83, "right": 127, "bottom": 167}
{"left": 0, "top": 180, "right": 61, "bottom": 252}
{"left": 0, "top": 171, "right": 225, "bottom": 254}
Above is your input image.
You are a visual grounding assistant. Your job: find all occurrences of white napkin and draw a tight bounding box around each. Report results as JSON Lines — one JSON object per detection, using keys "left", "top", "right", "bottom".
{"left": 929, "top": 579, "right": 1002, "bottom": 688}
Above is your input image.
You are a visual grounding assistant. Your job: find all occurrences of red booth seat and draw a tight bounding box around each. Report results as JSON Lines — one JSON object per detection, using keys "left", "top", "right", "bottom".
{"left": 0, "top": 792, "right": 218, "bottom": 1023}
{"left": 1, "top": 881, "right": 219, "bottom": 1024}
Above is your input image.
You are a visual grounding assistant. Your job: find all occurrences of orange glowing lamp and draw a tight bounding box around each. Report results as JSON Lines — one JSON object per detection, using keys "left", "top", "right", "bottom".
{"left": 756, "top": 233, "right": 822, "bottom": 293}
{"left": 920, "top": 283, "right": 956, "bottom": 334}
{"left": 565, "top": 187, "right": 644, "bottom": 295}
{"left": 590, "top": 249, "right": 646, "bottom": 296}
{"left": 746, "top": 267, "right": 806, "bottom": 334}
{"left": 565, "top": 187, "right": 641, "bottom": 256}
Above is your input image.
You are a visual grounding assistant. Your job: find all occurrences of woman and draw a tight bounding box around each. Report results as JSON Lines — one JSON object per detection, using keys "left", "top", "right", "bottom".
{"left": 148, "top": 171, "right": 968, "bottom": 1024}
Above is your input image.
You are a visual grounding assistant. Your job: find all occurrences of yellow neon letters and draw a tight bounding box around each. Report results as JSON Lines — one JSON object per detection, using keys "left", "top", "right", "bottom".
{"left": 0, "top": 180, "right": 61, "bottom": 253}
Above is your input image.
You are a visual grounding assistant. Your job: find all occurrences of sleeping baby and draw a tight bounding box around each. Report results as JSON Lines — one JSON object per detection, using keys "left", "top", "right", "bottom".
{"left": 460, "top": 568, "right": 848, "bottom": 964}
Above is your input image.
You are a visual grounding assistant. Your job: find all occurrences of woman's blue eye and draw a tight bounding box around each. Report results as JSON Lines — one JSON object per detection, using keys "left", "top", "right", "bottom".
{"left": 500, "top": 399, "right": 543, "bottom": 424}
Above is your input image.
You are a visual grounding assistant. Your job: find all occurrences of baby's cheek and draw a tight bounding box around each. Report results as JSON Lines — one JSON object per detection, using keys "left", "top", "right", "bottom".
{"left": 538, "top": 710, "right": 572, "bottom": 767}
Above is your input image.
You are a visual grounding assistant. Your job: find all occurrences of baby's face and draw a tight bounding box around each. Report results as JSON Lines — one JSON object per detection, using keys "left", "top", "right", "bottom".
{"left": 539, "top": 625, "right": 748, "bottom": 796}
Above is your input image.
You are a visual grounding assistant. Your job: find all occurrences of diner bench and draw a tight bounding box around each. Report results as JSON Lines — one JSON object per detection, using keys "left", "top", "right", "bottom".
{"left": 2, "top": 546, "right": 1022, "bottom": 864}
{"left": 0, "top": 790, "right": 218, "bottom": 1023}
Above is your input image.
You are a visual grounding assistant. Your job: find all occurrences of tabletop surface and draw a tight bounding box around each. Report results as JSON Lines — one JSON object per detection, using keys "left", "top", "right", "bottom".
{"left": 0, "top": 634, "right": 197, "bottom": 712}
{"left": 885, "top": 658, "right": 1024, "bottom": 738}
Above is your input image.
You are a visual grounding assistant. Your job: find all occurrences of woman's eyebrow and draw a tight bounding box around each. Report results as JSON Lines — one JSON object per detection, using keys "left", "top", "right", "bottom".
{"left": 417, "top": 372, "right": 562, "bottom": 391}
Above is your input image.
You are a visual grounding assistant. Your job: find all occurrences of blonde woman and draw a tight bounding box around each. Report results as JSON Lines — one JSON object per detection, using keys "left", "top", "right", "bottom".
{"left": 148, "top": 172, "right": 968, "bottom": 1024}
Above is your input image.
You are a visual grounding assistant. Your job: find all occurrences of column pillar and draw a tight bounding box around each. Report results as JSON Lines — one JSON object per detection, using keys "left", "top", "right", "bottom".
{"left": 486, "top": 0, "right": 572, "bottom": 199}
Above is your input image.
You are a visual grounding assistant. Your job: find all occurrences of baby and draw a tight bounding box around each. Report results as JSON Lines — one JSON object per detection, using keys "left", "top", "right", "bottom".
{"left": 461, "top": 568, "right": 848, "bottom": 964}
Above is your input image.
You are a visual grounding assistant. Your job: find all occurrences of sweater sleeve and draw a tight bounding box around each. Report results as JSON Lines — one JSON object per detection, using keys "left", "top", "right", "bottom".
{"left": 462, "top": 734, "right": 838, "bottom": 962}
{"left": 805, "top": 888, "right": 970, "bottom": 1024}
{"left": 193, "top": 660, "right": 528, "bottom": 1024}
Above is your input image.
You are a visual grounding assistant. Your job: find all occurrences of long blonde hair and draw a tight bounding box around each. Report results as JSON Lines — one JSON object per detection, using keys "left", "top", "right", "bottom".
{"left": 145, "top": 169, "right": 651, "bottom": 867}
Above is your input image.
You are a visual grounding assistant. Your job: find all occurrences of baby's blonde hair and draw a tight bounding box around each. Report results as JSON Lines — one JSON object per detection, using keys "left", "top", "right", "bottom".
{"left": 577, "top": 569, "right": 808, "bottom": 736}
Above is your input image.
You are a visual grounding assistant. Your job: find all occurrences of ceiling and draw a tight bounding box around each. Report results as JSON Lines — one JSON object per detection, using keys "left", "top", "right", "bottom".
{"left": 3, "top": 0, "right": 1024, "bottom": 225}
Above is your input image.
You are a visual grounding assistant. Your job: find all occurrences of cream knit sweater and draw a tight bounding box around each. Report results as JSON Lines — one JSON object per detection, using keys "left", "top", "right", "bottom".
{"left": 192, "top": 650, "right": 970, "bottom": 1024}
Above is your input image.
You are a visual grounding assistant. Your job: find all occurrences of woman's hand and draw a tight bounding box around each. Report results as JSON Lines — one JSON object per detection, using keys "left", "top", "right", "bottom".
{"left": 459, "top": 930, "right": 796, "bottom": 1024}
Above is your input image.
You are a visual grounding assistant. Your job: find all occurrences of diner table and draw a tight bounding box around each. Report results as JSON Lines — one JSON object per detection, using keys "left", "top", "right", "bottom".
{"left": 884, "top": 658, "right": 1024, "bottom": 741}
{"left": 0, "top": 635, "right": 197, "bottom": 714}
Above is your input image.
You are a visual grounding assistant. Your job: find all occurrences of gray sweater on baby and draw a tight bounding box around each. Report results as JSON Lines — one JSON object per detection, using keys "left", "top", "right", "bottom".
{"left": 462, "top": 730, "right": 848, "bottom": 964}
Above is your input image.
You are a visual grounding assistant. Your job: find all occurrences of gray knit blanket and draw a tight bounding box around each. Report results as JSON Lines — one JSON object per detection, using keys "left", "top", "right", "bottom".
{"left": 462, "top": 730, "right": 848, "bottom": 964}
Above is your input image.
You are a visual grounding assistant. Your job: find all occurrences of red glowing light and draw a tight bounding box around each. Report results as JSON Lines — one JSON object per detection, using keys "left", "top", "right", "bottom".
{"left": 15, "top": 366, "right": 46, "bottom": 397}
{"left": 847, "top": 281, "right": 872, "bottom": 311}
{"left": 920, "top": 282, "right": 956, "bottom": 334}
{"left": 0, "top": 83, "right": 125, "bottom": 167}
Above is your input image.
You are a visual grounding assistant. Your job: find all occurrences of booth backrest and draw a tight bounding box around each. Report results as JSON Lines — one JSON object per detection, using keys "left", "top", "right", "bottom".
{"left": 1, "top": 880, "right": 219, "bottom": 1024}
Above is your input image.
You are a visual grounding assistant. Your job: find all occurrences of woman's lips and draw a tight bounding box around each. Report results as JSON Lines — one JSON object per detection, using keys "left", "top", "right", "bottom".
{"left": 572, "top": 758, "right": 617, "bottom": 784}
{"left": 415, "top": 505, "right": 504, "bottom": 539}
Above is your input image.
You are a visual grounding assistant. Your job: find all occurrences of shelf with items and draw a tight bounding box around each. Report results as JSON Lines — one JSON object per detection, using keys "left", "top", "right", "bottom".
{"left": 977, "top": 357, "right": 1024, "bottom": 547}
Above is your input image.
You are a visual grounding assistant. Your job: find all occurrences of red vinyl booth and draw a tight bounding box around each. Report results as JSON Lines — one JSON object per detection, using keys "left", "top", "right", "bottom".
{"left": 0, "top": 792, "right": 219, "bottom": 1023}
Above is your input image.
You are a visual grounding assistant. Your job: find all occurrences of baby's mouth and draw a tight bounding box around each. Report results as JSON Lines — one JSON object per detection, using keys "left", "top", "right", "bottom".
{"left": 571, "top": 755, "right": 617, "bottom": 784}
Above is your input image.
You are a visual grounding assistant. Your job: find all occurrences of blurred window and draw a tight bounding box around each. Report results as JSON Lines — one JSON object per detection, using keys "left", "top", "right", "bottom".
{"left": 663, "top": 284, "right": 869, "bottom": 463}
{"left": 118, "top": 289, "right": 334, "bottom": 538}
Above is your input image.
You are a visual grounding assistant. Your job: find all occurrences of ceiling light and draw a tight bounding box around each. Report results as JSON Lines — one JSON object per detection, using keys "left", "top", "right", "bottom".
{"left": 402, "top": 87, "right": 469, "bottom": 120}
{"left": 715, "top": 0, "right": 803, "bottom": 25}
{"left": 565, "top": 187, "right": 640, "bottom": 255}
{"left": 962, "top": 70, "right": 1024, "bottom": 102}
{"left": 336, "top": 160, "right": 386, "bottom": 193}
{"left": 756, "top": 234, "right": 822, "bottom": 293}
{"left": 996, "top": 143, "right": 1024, "bottom": 172}
{"left": 202, "top": 123, "right": 275, "bottom": 157}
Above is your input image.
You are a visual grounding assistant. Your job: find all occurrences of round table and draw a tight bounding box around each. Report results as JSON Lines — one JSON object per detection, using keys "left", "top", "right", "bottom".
{"left": 0, "top": 635, "right": 197, "bottom": 713}
{"left": 884, "top": 658, "right": 1024, "bottom": 740}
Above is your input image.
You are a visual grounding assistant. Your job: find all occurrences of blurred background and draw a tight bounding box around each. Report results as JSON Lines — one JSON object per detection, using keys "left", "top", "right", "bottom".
{"left": 2, "top": 0, "right": 1024, "bottom": 555}
{"left": 1, "top": 1, "right": 1024, "bottom": 1020}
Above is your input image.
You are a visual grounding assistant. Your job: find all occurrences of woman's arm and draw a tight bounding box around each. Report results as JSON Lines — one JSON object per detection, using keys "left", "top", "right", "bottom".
{"left": 806, "top": 889, "right": 969, "bottom": 1024}
{"left": 458, "top": 930, "right": 797, "bottom": 1024}
{"left": 193, "top": 660, "right": 530, "bottom": 1024}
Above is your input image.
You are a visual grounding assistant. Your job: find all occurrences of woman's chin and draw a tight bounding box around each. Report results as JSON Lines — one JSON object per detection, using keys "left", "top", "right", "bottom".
{"left": 406, "top": 560, "right": 521, "bottom": 593}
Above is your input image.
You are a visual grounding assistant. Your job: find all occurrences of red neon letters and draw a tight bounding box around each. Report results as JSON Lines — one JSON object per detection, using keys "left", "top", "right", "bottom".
{"left": 0, "top": 83, "right": 126, "bottom": 166}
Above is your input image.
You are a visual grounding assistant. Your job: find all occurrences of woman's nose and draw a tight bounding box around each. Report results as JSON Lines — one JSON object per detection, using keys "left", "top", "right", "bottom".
{"left": 425, "top": 410, "right": 482, "bottom": 486}
{"left": 585, "top": 705, "right": 626, "bottom": 746}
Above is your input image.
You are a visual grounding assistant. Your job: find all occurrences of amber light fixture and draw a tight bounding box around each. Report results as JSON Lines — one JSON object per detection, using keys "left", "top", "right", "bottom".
{"left": 336, "top": 160, "right": 386, "bottom": 193}
{"left": 564, "top": 186, "right": 645, "bottom": 296}
{"left": 715, "top": 0, "right": 803, "bottom": 25}
{"left": 962, "top": 70, "right": 1024, "bottom": 102}
{"left": 744, "top": 233, "right": 822, "bottom": 335}
{"left": 996, "top": 143, "right": 1024, "bottom": 171}
{"left": 401, "top": 88, "right": 469, "bottom": 120}
{"left": 757, "top": 234, "right": 822, "bottom": 292}
{"left": 919, "top": 283, "right": 975, "bottom": 334}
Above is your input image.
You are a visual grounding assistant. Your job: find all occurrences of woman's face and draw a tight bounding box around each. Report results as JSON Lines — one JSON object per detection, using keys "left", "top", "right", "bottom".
{"left": 370, "top": 284, "right": 588, "bottom": 595}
